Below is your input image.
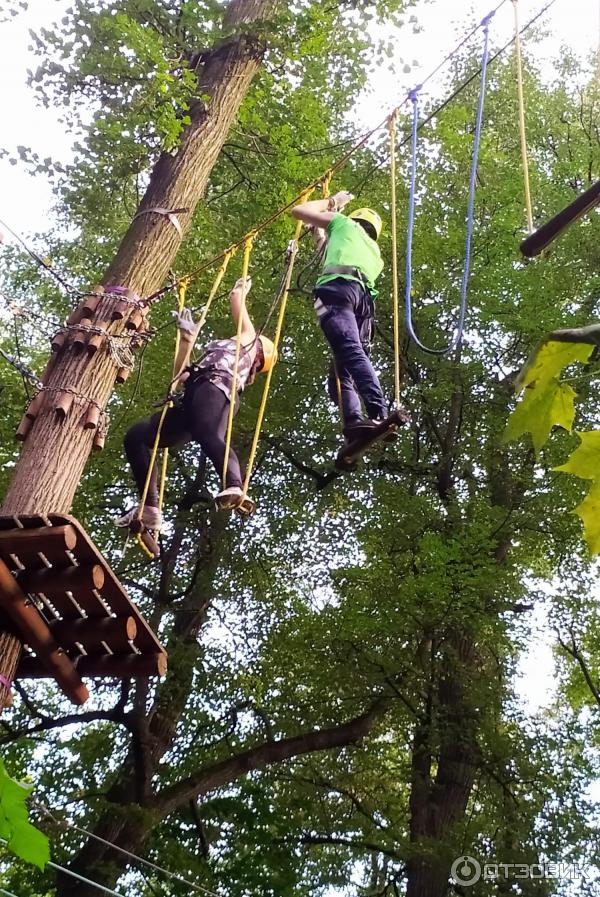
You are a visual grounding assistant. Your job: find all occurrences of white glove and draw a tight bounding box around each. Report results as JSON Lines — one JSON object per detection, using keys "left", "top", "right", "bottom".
{"left": 172, "top": 307, "right": 197, "bottom": 336}
{"left": 233, "top": 276, "right": 252, "bottom": 296}
{"left": 329, "top": 190, "right": 354, "bottom": 211}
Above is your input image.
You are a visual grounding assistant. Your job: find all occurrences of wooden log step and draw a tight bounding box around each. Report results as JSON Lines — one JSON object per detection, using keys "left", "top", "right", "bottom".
{"left": 72, "top": 317, "right": 93, "bottom": 351}
{"left": 81, "top": 291, "right": 103, "bottom": 317}
{"left": 84, "top": 403, "right": 101, "bottom": 430}
{"left": 54, "top": 391, "right": 74, "bottom": 419}
{"left": 93, "top": 431, "right": 105, "bottom": 451}
{"left": 87, "top": 321, "right": 109, "bottom": 354}
{"left": 15, "top": 563, "right": 104, "bottom": 598}
{"left": 126, "top": 308, "right": 144, "bottom": 331}
{"left": 19, "top": 651, "right": 167, "bottom": 679}
{"left": 0, "top": 525, "right": 77, "bottom": 561}
{"left": 24, "top": 393, "right": 45, "bottom": 421}
{"left": 0, "top": 559, "right": 88, "bottom": 704}
{"left": 51, "top": 330, "right": 67, "bottom": 352}
{"left": 115, "top": 366, "right": 131, "bottom": 384}
{"left": 15, "top": 415, "right": 33, "bottom": 442}
{"left": 49, "top": 615, "right": 137, "bottom": 652}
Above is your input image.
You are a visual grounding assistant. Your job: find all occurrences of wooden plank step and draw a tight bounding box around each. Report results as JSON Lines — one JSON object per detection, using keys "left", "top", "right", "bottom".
{"left": 0, "top": 514, "right": 167, "bottom": 695}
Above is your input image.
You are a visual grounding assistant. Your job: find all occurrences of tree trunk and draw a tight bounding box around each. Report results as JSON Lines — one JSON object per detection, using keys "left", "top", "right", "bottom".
{"left": 0, "top": 0, "right": 277, "bottom": 702}
{"left": 405, "top": 634, "right": 480, "bottom": 897}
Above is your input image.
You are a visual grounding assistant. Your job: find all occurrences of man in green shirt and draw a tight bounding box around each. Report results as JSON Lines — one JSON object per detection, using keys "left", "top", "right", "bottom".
{"left": 291, "top": 192, "right": 388, "bottom": 438}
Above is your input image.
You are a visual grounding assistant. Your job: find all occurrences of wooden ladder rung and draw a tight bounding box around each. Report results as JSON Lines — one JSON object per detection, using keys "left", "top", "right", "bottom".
{"left": 15, "top": 563, "right": 104, "bottom": 598}
{"left": 49, "top": 615, "right": 137, "bottom": 652}
{"left": 19, "top": 652, "right": 167, "bottom": 679}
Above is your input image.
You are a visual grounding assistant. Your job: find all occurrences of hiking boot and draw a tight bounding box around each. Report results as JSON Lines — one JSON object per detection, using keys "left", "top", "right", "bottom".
{"left": 114, "top": 504, "right": 163, "bottom": 530}
{"left": 215, "top": 486, "right": 244, "bottom": 511}
{"left": 344, "top": 417, "right": 398, "bottom": 444}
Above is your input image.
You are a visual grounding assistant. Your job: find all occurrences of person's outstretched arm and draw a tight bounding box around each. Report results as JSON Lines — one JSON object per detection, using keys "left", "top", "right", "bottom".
{"left": 172, "top": 308, "right": 199, "bottom": 386}
{"left": 291, "top": 191, "right": 354, "bottom": 229}
{"left": 229, "top": 277, "right": 255, "bottom": 345}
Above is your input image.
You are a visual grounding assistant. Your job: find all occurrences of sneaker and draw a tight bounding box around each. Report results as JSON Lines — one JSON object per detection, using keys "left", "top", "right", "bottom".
{"left": 114, "top": 504, "right": 163, "bottom": 530}
{"left": 215, "top": 486, "right": 244, "bottom": 511}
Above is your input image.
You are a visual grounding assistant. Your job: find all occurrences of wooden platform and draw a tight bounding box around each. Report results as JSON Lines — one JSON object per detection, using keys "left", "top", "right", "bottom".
{"left": 0, "top": 514, "right": 167, "bottom": 705}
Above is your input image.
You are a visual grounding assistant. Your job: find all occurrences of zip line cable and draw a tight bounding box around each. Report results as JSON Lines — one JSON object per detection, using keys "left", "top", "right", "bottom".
{"left": 34, "top": 801, "right": 222, "bottom": 897}
{"left": 403, "top": 12, "right": 493, "bottom": 356}
{"left": 0, "top": 838, "right": 126, "bottom": 897}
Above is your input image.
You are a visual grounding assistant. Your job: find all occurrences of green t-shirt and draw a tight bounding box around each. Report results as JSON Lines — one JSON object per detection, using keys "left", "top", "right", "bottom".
{"left": 316, "top": 212, "right": 383, "bottom": 297}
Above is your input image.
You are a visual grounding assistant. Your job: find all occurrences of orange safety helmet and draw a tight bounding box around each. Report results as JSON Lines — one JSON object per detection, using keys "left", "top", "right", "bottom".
{"left": 258, "top": 335, "right": 278, "bottom": 373}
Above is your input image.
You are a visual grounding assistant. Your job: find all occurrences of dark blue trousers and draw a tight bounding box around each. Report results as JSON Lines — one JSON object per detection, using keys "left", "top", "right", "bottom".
{"left": 314, "top": 278, "right": 387, "bottom": 423}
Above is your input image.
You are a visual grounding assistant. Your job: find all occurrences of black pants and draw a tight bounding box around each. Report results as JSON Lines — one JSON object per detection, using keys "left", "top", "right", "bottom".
{"left": 124, "top": 380, "right": 242, "bottom": 507}
{"left": 314, "top": 277, "right": 387, "bottom": 423}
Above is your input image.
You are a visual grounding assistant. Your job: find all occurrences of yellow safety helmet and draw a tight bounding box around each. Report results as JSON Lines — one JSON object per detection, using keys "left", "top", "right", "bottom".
{"left": 258, "top": 335, "right": 278, "bottom": 373}
{"left": 348, "top": 207, "right": 383, "bottom": 240}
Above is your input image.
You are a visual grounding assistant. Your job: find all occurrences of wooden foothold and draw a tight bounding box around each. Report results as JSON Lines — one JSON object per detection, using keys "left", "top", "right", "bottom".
{"left": 24, "top": 392, "right": 44, "bottom": 421}
{"left": 81, "top": 290, "right": 103, "bottom": 317}
{"left": 110, "top": 299, "right": 129, "bottom": 321}
{"left": 87, "top": 321, "right": 109, "bottom": 354}
{"left": 16, "top": 562, "right": 105, "bottom": 598}
{"left": 83, "top": 403, "right": 101, "bottom": 430}
{"left": 66, "top": 306, "right": 85, "bottom": 327}
{"left": 93, "top": 431, "right": 105, "bottom": 451}
{"left": 126, "top": 308, "right": 144, "bottom": 331}
{"left": 72, "top": 317, "right": 93, "bottom": 351}
{"left": 51, "top": 330, "right": 67, "bottom": 353}
{"left": 115, "top": 367, "right": 131, "bottom": 385}
{"left": 15, "top": 415, "right": 33, "bottom": 442}
{"left": 54, "top": 391, "right": 74, "bottom": 420}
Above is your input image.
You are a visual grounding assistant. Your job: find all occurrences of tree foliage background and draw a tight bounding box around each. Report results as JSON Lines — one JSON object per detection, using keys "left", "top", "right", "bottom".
{"left": 1, "top": 1, "right": 600, "bottom": 895}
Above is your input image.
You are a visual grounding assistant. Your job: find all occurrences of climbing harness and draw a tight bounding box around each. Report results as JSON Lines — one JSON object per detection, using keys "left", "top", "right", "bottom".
{"left": 403, "top": 12, "right": 494, "bottom": 356}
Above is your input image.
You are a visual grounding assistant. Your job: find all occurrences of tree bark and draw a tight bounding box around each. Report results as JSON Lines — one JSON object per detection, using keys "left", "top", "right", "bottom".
{"left": 0, "top": 0, "right": 278, "bottom": 704}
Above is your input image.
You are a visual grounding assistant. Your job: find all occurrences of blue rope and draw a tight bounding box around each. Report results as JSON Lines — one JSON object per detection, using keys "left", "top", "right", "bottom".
{"left": 404, "top": 12, "right": 494, "bottom": 356}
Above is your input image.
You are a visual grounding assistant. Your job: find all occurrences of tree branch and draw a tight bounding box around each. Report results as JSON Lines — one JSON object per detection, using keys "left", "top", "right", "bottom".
{"left": 152, "top": 696, "right": 391, "bottom": 814}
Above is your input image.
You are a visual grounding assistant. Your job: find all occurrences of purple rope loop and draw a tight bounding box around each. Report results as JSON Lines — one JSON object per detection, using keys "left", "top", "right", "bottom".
{"left": 104, "top": 285, "right": 143, "bottom": 304}
{"left": 480, "top": 9, "right": 496, "bottom": 29}
{"left": 0, "top": 675, "right": 13, "bottom": 691}
{"left": 409, "top": 84, "right": 422, "bottom": 104}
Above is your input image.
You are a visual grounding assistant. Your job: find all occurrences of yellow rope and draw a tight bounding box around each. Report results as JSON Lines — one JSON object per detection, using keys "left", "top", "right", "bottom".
{"left": 512, "top": 0, "right": 534, "bottom": 234}
{"left": 388, "top": 111, "right": 401, "bottom": 408}
{"left": 136, "top": 253, "right": 236, "bottom": 542}
{"left": 241, "top": 219, "right": 304, "bottom": 502}
{"left": 222, "top": 234, "right": 255, "bottom": 490}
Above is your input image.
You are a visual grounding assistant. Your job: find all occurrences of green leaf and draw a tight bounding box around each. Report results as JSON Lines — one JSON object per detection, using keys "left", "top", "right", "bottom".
{"left": 518, "top": 339, "right": 593, "bottom": 389}
{"left": 573, "top": 480, "right": 600, "bottom": 556}
{"left": 555, "top": 431, "right": 600, "bottom": 480}
{"left": 0, "top": 760, "right": 49, "bottom": 870}
{"left": 503, "top": 378, "right": 577, "bottom": 453}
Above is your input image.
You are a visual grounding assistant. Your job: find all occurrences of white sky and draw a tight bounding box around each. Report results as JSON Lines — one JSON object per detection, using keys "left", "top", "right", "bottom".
{"left": 0, "top": 0, "right": 596, "bottom": 714}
